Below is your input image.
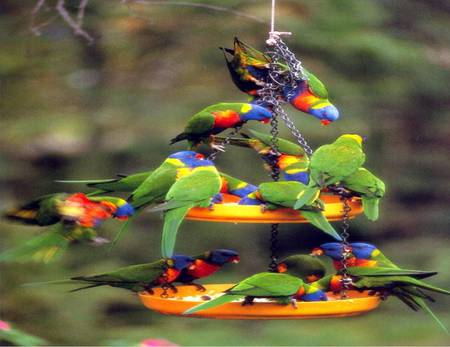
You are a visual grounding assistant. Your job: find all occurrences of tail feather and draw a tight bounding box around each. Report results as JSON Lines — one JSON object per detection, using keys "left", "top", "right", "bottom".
{"left": 170, "top": 133, "right": 188, "bottom": 145}
{"left": 300, "top": 210, "right": 341, "bottom": 240}
{"left": 110, "top": 210, "right": 141, "bottom": 247}
{"left": 161, "top": 205, "right": 192, "bottom": 258}
{"left": 184, "top": 293, "right": 244, "bottom": 315}
{"left": 0, "top": 230, "right": 69, "bottom": 263}
{"left": 414, "top": 296, "right": 449, "bottom": 333}
{"left": 69, "top": 283, "right": 105, "bottom": 292}
{"left": 362, "top": 197, "right": 379, "bottom": 221}
{"left": 294, "top": 187, "right": 320, "bottom": 210}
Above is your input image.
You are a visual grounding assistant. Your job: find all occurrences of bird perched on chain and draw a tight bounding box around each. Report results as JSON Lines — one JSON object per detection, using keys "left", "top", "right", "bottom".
{"left": 238, "top": 181, "right": 341, "bottom": 240}
{"left": 175, "top": 249, "right": 240, "bottom": 290}
{"left": 340, "top": 168, "right": 385, "bottom": 221}
{"left": 170, "top": 103, "right": 272, "bottom": 150}
{"left": 277, "top": 254, "right": 327, "bottom": 283}
{"left": 149, "top": 158, "right": 222, "bottom": 257}
{"left": 220, "top": 37, "right": 339, "bottom": 124}
{"left": 184, "top": 272, "right": 327, "bottom": 315}
{"left": 1, "top": 193, "right": 134, "bottom": 262}
{"left": 30, "top": 255, "right": 196, "bottom": 293}
{"left": 294, "top": 134, "right": 366, "bottom": 210}
{"left": 217, "top": 129, "right": 310, "bottom": 184}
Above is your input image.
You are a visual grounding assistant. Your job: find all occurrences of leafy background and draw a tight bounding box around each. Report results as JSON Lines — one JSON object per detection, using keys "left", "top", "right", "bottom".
{"left": 1, "top": 0, "right": 449, "bottom": 345}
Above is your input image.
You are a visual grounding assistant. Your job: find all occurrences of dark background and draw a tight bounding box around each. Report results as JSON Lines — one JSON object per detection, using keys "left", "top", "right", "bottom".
{"left": 1, "top": 0, "right": 449, "bottom": 345}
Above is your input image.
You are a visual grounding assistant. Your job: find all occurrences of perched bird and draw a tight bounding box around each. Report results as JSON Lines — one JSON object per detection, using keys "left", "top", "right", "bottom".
{"left": 220, "top": 37, "right": 339, "bottom": 124}
{"left": 170, "top": 103, "right": 272, "bottom": 150}
{"left": 340, "top": 168, "right": 386, "bottom": 221}
{"left": 150, "top": 158, "right": 222, "bottom": 257}
{"left": 65, "top": 255, "right": 195, "bottom": 293}
{"left": 294, "top": 134, "right": 366, "bottom": 209}
{"left": 277, "top": 254, "right": 327, "bottom": 283}
{"left": 0, "top": 320, "right": 47, "bottom": 346}
{"left": 239, "top": 181, "right": 341, "bottom": 240}
{"left": 184, "top": 272, "right": 327, "bottom": 315}
{"left": 1, "top": 193, "right": 134, "bottom": 262}
{"left": 176, "top": 249, "right": 240, "bottom": 290}
{"left": 218, "top": 129, "right": 310, "bottom": 184}
{"left": 312, "top": 268, "right": 450, "bottom": 332}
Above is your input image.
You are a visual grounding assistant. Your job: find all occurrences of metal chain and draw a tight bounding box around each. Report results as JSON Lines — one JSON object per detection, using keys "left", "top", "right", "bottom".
{"left": 337, "top": 190, "right": 353, "bottom": 299}
{"left": 207, "top": 125, "right": 243, "bottom": 161}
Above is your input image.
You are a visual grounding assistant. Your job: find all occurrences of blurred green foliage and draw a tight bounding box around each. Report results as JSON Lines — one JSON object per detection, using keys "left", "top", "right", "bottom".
{"left": 0, "top": 0, "right": 449, "bottom": 345}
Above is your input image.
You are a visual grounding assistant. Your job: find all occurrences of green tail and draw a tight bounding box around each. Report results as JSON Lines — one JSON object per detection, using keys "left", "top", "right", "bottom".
{"left": 110, "top": 211, "right": 141, "bottom": 247}
{"left": 362, "top": 197, "right": 379, "bottom": 221}
{"left": 294, "top": 187, "right": 320, "bottom": 210}
{"left": 22, "top": 278, "right": 73, "bottom": 287}
{"left": 184, "top": 293, "right": 243, "bottom": 315}
{"left": 300, "top": 210, "right": 342, "bottom": 240}
{"left": 415, "top": 297, "right": 449, "bottom": 334}
{"left": 161, "top": 205, "right": 192, "bottom": 258}
{"left": 0, "top": 231, "right": 70, "bottom": 263}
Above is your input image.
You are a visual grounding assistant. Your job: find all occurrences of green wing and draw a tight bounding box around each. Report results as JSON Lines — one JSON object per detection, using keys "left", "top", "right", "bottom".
{"left": 259, "top": 181, "right": 308, "bottom": 207}
{"left": 129, "top": 162, "right": 178, "bottom": 209}
{"left": 247, "top": 129, "right": 306, "bottom": 156}
{"left": 229, "top": 272, "right": 302, "bottom": 297}
{"left": 347, "top": 266, "right": 437, "bottom": 279}
{"left": 184, "top": 111, "right": 216, "bottom": 135}
{"left": 305, "top": 69, "right": 329, "bottom": 99}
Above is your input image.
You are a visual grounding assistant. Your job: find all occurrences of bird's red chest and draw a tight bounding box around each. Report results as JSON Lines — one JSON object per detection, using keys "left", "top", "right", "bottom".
{"left": 291, "top": 89, "right": 317, "bottom": 112}
{"left": 332, "top": 257, "right": 357, "bottom": 270}
{"left": 330, "top": 275, "right": 344, "bottom": 292}
{"left": 186, "top": 259, "right": 221, "bottom": 279}
{"left": 354, "top": 259, "right": 378, "bottom": 267}
{"left": 212, "top": 110, "right": 241, "bottom": 129}
{"left": 158, "top": 268, "right": 181, "bottom": 284}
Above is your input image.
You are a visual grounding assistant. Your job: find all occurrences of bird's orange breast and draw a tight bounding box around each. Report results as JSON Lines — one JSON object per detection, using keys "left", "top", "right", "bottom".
{"left": 212, "top": 110, "right": 241, "bottom": 128}
{"left": 186, "top": 259, "right": 221, "bottom": 279}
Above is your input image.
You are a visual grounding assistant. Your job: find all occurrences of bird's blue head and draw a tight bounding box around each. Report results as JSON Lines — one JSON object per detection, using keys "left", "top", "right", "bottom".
{"left": 189, "top": 158, "right": 215, "bottom": 168}
{"left": 168, "top": 151, "right": 205, "bottom": 166}
{"left": 239, "top": 104, "right": 273, "bottom": 123}
{"left": 114, "top": 202, "right": 135, "bottom": 218}
{"left": 349, "top": 242, "right": 378, "bottom": 259}
{"left": 171, "top": 255, "right": 195, "bottom": 270}
{"left": 206, "top": 249, "right": 240, "bottom": 265}
{"left": 311, "top": 242, "right": 350, "bottom": 261}
{"left": 301, "top": 288, "right": 328, "bottom": 302}
{"left": 308, "top": 104, "right": 340, "bottom": 125}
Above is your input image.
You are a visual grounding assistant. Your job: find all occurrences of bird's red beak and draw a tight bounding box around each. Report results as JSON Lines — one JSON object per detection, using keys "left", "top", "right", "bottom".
{"left": 230, "top": 256, "right": 240, "bottom": 264}
{"left": 277, "top": 263, "right": 287, "bottom": 273}
{"left": 261, "top": 118, "right": 270, "bottom": 124}
{"left": 311, "top": 248, "right": 324, "bottom": 256}
{"left": 195, "top": 153, "right": 205, "bottom": 159}
{"left": 187, "top": 263, "right": 196, "bottom": 271}
{"left": 321, "top": 119, "right": 331, "bottom": 126}
{"left": 116, "top": 216, "right": 129, "bottom": 221}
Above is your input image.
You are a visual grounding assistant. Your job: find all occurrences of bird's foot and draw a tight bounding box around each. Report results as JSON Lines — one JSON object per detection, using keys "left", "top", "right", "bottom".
{"left": 90, "top": 237, "right": 110, "bottom": 246}
{"left": 211, "top": 143, "right": 226, "bottom": 152}
{"left": 144, "top": 287, "right": 155, "bottom": 295}
{"left": 167, "top": 284, "right": 178, "bottom": 293}
{"left": 260, "top": 204, "right": 268, "bottom": 213}
{"left": 241, "top": 296, "right": 255, "bottom": 306}
{"left": 190, "top": 283, "right": 207, "bottom": 292}
{"left": 290, "top": 298, "right": 298, "bottom": 309}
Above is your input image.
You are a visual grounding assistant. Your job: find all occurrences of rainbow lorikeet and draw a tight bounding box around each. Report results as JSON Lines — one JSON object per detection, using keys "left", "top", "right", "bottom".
{"left": 312, "top": 268, "right": 450, "bottom": 332}
{"left": 340, "top": 168, "right": 386, "bottom": 221}
{"left": 277, "top": 254, "right": 327, "bottom": 283}
{"left": 220, "top": 37, "right": 339, "bottom": 124}
{"left": 239, "top": 181, "right": 341, "bottom": 240}
{"left": 39, "top": 255, "right": 195, "bottom": 293}
{"left": 150, "top": 158, "right": 222, "bottom": 258}
{"left": 0, "top": 320, "right": 47, "bottom": 346}
{"left": 1, "top": 193, "right": 134, "bottom": 263}
{"left": 175, "top": 249, "right": 240, "bottom": 290}
{"left": 184, "top": 272, "right": 327, "bottom": 315}
{"left": 170, "top": 103, "right": 272, "bottom": 150}
{"left": 294, "top": 134, "right": 366, "bottom": 210}
{"left": 219, "top": 173, "right": 258, "bottom": 198}
{"left": 218, "top": 129, "right": 310, "bottom": 184}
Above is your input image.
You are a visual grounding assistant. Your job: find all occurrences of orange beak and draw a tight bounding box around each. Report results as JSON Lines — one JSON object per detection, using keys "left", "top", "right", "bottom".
{"left": 187, "top": 263, "right": 196, "bottom": 271}
{"left": 321, "top": 119, "right": 331, "bottom": 126}
{"left": 311, "top": 248, "right": 324, "bottom": 256}
{"left": 277, "top": 263, "right": 287, "bottom": 273}
{"left": 116, "top": 216, "right": 129, "bottom": 221}
{"left": 195, "top": 153, "right": 205, "bottom": 159}
{"left": 261, "top": 118, "right": 270, "bottom": 124}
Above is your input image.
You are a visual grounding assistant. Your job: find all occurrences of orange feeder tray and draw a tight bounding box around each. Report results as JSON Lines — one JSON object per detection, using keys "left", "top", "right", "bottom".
{"left": 139, "top": 284, "right": 381, "bottom": 320}
{"left": 186, "top": 194, "right": 363, "bottom": 223}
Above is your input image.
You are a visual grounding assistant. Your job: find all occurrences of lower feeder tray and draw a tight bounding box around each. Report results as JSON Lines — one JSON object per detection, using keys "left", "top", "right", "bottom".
{"left": 139, "top": 284, "right": 381, "bottom": 320}
{"left": 186, "top": 194, "right": 363, "bottom": 223}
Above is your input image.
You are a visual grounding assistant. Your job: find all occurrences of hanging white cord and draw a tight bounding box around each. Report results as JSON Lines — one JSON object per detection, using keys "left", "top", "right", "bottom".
{"left": 267, "top": 0, "right": 292, "bottom": 45}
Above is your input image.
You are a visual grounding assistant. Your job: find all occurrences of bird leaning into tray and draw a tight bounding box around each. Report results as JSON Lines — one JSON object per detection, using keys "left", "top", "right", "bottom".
{"left": 238, "top": 181, "right": 341, "bottom": 240}
{"left": 277, "top": 254, "right": 327, "bottom": 283}
{"left": 184, "top": 272, "right": 328, "bottom": 315}
{"left": 216, "top": 129, "right": 310, "bottom": 184}
{"left": 170, "top": 102, "right": 272, "bottom": 150}
{"left": 1, "top": 193, "right": 134, "bottom": 263}
{"left": 294, "top": 134, "right": 366, "bottom": 210}
{"left": 220, "top": 37, "right": 339, "bottom": 125}
{"left": 310, "top": 242, "right": 450, "bottom": 332}
{"left": 175, "top": 249, "right": 240, "bottom": 291}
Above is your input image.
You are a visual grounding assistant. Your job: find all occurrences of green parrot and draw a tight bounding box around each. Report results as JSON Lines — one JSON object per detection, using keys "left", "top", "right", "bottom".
{"left": 340, "top": 168, "right": 385, "bottom": 221}
{"left": 0, "top": 320, "right": 47, "bottom": 346}
{"left": 294, "top": 134, "right": 366, "bottom": 209}
{"left": 184, "top": 272, "right": 328, "bottom": 315}
{"left": 239, "top": 181, "right": 341, "bottom": 240}
{"left": 150, "top": 159, "right": 222, "bottom": 258}
{"left": 277, "top": 254, "right": 327, "bottom": 283}
{"left": 313, "top": 267, "right": 450, "bottom": 332}
{"left": 169, "top": 103, "right": 272, "bottom": 149}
